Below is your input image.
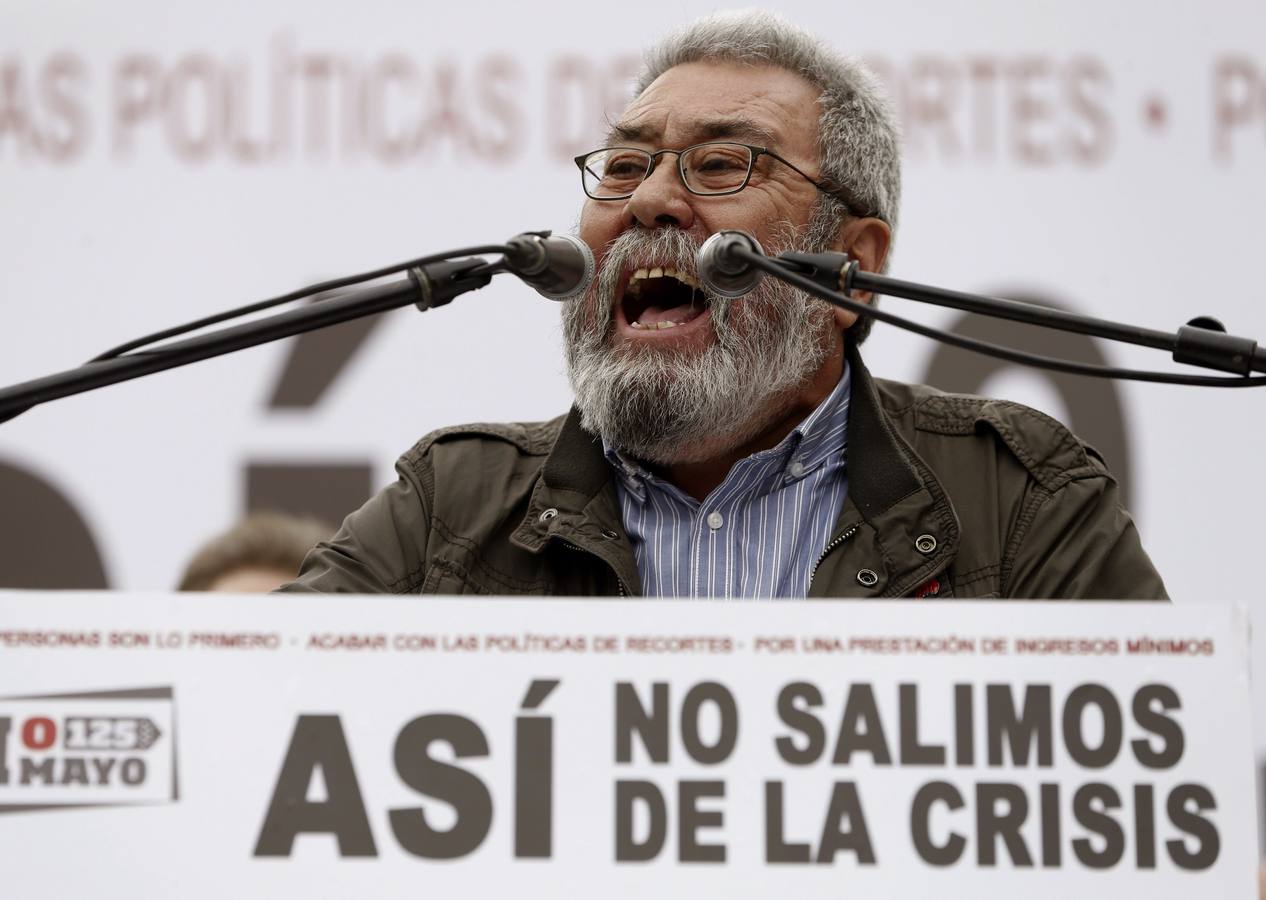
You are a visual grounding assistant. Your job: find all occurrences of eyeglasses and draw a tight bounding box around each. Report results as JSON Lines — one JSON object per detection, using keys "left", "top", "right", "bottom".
{"left": 573, "top": 141, "right": 861, "bottom": 212}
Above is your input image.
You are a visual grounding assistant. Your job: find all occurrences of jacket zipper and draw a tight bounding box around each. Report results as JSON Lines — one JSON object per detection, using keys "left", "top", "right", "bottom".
{"left": 561, "top": 540, "right": 628, "bottom": 597}
{"left": 808, "top": 524, "right": 860, "bottom": 589}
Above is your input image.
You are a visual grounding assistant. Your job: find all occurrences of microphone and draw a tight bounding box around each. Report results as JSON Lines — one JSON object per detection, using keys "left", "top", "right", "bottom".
{"left": 696, "top": 230, "right": 766, "bottom": 297}
{"left": 503, "top": 231, "right": 595, "bottom": 301}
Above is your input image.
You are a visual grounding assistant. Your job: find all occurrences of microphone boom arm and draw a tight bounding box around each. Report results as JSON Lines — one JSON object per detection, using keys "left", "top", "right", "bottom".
{"left": 732, "top": 246, "right": 1266, "bottom": 387}
{"left": 0, "top": 256, "right": 498, "bottom": 425}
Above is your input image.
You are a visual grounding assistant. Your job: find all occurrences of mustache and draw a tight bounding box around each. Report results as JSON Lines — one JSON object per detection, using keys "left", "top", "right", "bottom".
{"left": 601, "top": 227, "right": 702, "bottom": 275}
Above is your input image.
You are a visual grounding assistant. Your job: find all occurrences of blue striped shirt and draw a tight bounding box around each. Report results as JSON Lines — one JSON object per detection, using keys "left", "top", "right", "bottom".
{"left": 605, "top": 364, "right": 851, "bottom": 598}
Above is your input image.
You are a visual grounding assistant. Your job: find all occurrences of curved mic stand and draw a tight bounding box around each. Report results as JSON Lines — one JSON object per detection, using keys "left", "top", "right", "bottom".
{"left": 727, "top": 242, "right": 1266, "bottom": 388}
{"left": 0, "top": 254, "right": 505, "bottom": 425}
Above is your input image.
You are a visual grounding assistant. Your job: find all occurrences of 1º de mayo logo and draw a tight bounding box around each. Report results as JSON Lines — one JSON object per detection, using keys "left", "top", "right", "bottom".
{"left": 0, "top": 687, "right": 177, "bottom": 811}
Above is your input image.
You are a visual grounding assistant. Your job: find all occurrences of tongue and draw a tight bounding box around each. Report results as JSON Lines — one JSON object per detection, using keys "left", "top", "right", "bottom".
{"left": 637, "top": 301, "right": 704, "bottom": 326}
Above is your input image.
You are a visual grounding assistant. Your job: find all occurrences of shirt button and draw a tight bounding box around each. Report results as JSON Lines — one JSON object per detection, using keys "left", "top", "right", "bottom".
{"left": 706, "top": 511, "right": 724, "bottom": 530}
{"left": 788, "top": 460, "right": 805, "bottom": 478}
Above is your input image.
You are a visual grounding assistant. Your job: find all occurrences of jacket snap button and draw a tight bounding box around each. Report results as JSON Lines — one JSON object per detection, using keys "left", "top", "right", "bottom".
{"left": 538, "top": 508, "right": 559, "bottom": 523}
{"left": 857, "top": 568, "right": 879, "bottom": 587}
{"left": 915, "top": 534, "right": 937, "bottom": 554}
{"left": 601, "top": 528, "right": 619, "bottom": 540}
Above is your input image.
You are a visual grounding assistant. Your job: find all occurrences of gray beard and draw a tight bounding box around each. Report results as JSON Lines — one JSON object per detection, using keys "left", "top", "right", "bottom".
{"left": 562, "top": 224, "right": 836, "bottom": 465}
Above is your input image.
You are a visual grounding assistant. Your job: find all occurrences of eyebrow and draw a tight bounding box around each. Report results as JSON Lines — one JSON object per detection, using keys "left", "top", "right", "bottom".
{"left": 604, "top": 117, "right": 781, "bottom": 148}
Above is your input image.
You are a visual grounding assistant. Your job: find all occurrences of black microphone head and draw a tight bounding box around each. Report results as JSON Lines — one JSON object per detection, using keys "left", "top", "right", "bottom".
{"left": 696, "top": 230, "right": 765, "bottom": 298}
{"left": 504, "top": 232, "right": 595, "bottom": 302}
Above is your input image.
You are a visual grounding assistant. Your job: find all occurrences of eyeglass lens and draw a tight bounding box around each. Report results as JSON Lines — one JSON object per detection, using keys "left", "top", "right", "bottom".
{"left": 582, "top": 143, "right": 754, "bottom": 198}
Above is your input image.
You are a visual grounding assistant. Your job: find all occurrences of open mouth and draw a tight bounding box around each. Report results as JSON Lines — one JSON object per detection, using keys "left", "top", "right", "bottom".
{"left": 620, "top": 267, "right": 711, "bottom": 331}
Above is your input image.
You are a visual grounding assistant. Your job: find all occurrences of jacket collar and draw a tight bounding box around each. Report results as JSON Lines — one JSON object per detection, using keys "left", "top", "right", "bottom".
{"left": 510, "top": 407, "right": 642, "bottom": 592}
{"left": 511, "top": 339, "right": 959, "bottom": 597}
{"left": 805, "top": 340, "right": 961, "bottom": 598}
{"left": 510, "top": 407, "right": 611, "bottom": 547}
{"left": 842, "top": 340, "right": 921, "bottom": 518}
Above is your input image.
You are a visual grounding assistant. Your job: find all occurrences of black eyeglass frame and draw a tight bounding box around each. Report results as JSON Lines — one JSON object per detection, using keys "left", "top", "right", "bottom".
{"left": 573, "top": 141, "right": 865, "bottom": 214}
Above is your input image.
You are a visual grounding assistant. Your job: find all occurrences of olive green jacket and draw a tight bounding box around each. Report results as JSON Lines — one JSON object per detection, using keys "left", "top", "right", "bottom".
{"left": 282, "top": 343, "right": 1167, "bottom": 599}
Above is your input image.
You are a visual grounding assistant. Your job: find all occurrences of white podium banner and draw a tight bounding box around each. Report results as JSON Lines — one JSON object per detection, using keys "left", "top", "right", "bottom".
{"left": 0, "top": 591, "right": 1255, "bottom": 898}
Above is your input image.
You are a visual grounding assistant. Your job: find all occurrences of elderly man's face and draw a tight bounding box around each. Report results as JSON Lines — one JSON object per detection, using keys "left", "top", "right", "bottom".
{"left": 564, "top": 61, "right": 849, "bottom": 464}
{"left": 578, "top": 61, "right": 827, "bottom": 350}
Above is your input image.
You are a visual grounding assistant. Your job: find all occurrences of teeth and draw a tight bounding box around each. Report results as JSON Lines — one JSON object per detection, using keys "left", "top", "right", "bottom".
{"left": 628, "top": 319, "right": 682, "bottom": 329}
{"left": 629, "top": 319, "right": 692, "bottom": 329}
{"left": 626, "top": 267, "right": 701, "bottom": 290}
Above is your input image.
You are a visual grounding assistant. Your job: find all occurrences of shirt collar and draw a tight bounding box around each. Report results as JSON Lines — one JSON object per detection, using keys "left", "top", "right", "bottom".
{"left": 602, "top": 360, "right": 851, "bottom": 499}
{"left": 786, "top": 358, "right": 851, "bottom": 475}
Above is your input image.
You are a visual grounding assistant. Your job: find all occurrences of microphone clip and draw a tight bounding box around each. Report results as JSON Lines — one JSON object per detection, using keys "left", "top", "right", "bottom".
{"left": 776, "top": 250, "right": 858, "bottom": 296}
{"left": 412, "top": 258, "right": 494, "bottom": 311}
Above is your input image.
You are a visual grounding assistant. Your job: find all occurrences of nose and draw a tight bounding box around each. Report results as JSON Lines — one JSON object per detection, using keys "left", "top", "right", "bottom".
{"left": 622, "top": 153, "right": 696, "bottom": 231}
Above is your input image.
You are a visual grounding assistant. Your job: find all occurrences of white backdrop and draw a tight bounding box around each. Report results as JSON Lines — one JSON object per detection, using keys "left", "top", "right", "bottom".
{"left": 2, "top": 0, "right": 1265, "bottom": 820}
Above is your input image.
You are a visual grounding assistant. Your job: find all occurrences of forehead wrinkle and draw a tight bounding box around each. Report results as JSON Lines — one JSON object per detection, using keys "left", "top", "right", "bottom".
{"left": 605, "top": 116, "right": 781, "bottom": 149}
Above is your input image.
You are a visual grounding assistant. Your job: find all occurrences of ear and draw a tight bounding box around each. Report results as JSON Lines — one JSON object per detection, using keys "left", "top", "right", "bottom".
{"left": 828, "top": 217, "right": 891, "bottom": 332}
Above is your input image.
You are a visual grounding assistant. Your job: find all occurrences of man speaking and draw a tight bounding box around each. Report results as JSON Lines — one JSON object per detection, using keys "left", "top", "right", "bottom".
{"left": 283, "top": 12, "right": 1166, "bottom": 599}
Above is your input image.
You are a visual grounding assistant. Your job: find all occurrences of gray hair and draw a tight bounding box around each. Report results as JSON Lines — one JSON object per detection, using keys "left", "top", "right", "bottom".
{"left": 635, "top": 10, "right": 901, "bottom": 343}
